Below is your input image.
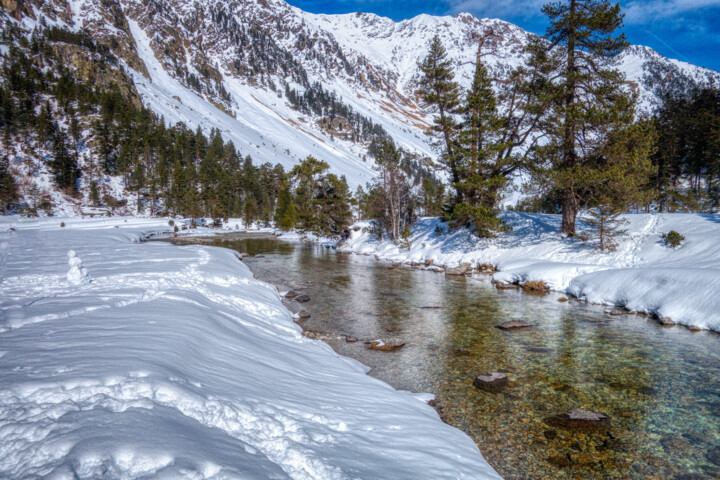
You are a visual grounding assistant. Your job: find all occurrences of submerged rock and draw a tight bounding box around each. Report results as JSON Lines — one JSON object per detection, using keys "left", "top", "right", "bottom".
{"left": 707, "top": 446, "right": 720, "bottom": 466}
{"left": 557, "top": 297, "right": 569, "bottom": 302}
{"left": 494, "top": 281, "right": 519, "bottom": 290}
{"left": 345, "top": 336, "right": 358, "bottom": 343}
{"left": 297, "top": 310, "right": 311, "bottom": 319}
{"left": 496, "top": 320, "right": 534, "bottom": 330}
{"left": 473, "top": 372, "right": 509, "bottom": 392}
{"left": 546, "top": 409, "right": 610, "bottom": 431}
{"left": 284, "top": 290, "right": 300, "bottom": 299}
{"left": 367, "top": 340, "right": 405, "bottom": 352}
{"left": 294, "top": 294, "right": 311, "bottom": 303}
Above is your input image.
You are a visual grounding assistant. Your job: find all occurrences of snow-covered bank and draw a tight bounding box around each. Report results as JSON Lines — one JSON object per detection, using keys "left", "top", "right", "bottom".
{"left": 341, "top": 212, "right": 720, "bottom": 331}
{"left": 0, "top": 217, "right": 501, "bottom": 479}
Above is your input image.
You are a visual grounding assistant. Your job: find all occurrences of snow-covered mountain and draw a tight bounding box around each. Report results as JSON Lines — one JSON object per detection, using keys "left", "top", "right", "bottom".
{"left": 4, "top": 0, "right": 720, "bottom": 192}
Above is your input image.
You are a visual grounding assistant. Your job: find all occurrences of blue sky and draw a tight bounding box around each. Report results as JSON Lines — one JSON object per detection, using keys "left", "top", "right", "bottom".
{"left": 285, "top": 0, "right": 720, "bottom": 71}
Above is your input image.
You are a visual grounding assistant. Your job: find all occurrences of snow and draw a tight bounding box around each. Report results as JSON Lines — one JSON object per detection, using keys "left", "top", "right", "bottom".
{"left": 341, "top": 212, "right": 720, "bottom": 331}
{"left": 0, "top": 216, "right": 501, "bottom": 480}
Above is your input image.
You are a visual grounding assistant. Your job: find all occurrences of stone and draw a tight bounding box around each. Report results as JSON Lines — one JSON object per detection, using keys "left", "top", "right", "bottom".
{"left": 473, "top": 372, "right": 509, "bottom": 392}
{"left": 426, "top": 266, "right": 444, "bottom": 273}
{"left": 477, "top": 263, "right": 497, "bottom": 274}
{"left": 297, "top": 310, "right": 311, "bottom": 319}
{"left": 609, "top": 308, "right": 625, "bottom": 316}
{"left": 239, "top": 252, "right": 250, "bottom": 258}
{"left": 345, "top": 336, "right": 358, "bottom": 343}
{"left": 689, "top": 325, "right": 703, "bottom": 332}
{"left": 660, "top": 436, "right": 691, "bottom": 451}
{"left": 445, "top": 263, "right": 472, "bottom": 276}
{"left": 494, "top": 281, "right": 520, "bottom": 290}
{"left": 496, "top": 320, "right": 534, "bottom": 330}
{"left": 294, "top": 294, "right": 311, "bottom": 303}
{"left": 657, "top": 316, "right": 676, "bottom": 326}
{"left": 521, "top": 280, "right": 549, "bottom": 293}
{"left": 368, "top": 341, "right": 405, "bottom": 352}
{"left": 284, "top": 290, "right": 300, "bottom": 299}
{"left": 707, "top": 447, "right": 720, "bottom": 466}
{"left": 557, "top": 297, "right": 569, "bottom": 302}
{"left": 546, "top": 409, "right": 610, "bottom": 431}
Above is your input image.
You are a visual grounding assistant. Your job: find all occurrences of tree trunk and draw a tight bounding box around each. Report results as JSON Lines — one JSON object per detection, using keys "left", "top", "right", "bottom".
{"left": 561, "top": 187, "right": 578, "bottom": 236}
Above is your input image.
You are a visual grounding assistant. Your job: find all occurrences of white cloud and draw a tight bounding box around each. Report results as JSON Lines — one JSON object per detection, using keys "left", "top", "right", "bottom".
{"left": 624, "top": 0, "right": 720, "bottom": 23}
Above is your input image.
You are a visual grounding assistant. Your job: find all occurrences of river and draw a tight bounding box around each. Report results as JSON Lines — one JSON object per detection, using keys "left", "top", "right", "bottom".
{"left": 164, "top": 233, "right": 720, "bottom": 480}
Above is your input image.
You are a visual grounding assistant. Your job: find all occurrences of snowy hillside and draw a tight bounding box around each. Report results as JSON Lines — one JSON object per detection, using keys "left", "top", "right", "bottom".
{"left": 2, "top": 0, "right": 719, "bottom": 209}
{"left": 0, "top": 216, "right": 502, "bottom": 479}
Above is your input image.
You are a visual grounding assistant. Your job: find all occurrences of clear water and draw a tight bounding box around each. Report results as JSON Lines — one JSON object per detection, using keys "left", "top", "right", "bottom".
{"left": 165, "top": 233, "right": 720, "bottom": 480}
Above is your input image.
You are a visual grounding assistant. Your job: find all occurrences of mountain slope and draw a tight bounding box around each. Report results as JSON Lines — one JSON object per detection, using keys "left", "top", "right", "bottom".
{"left": 2, "top": 0, "right": 719, "bottom": 212}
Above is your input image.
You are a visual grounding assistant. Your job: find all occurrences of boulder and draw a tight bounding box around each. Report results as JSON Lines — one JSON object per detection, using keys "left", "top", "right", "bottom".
{"left": 473, "top": 372, "right": 509, "bottom": 392}
{"left": 496, "top": 320, "right": 534, "bottom": 330}
{"left": 494, "top": 281, "right": 519, "bottom": 290}
{"left": 446, "top": 263, "right": 472, "bottom": 276}
{"left": 546, "top": 409, "right": 610, "bottom": 431}
{"left": 367, "top": 340, "right": 405, "bottom": 352}
{"left": 477, "top": 263, "right": 497, "bottom": 274}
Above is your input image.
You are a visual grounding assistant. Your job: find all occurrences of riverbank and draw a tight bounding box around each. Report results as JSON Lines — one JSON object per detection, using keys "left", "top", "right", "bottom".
{"left": 0, "top": 216, "right": 501, "bottom": 479}
{"left": 340, "top": 212, "right": 720, "bottom": 332}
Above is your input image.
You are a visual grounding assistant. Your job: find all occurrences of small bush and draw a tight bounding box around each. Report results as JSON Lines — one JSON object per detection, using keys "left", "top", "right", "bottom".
{"left": 173, "top": 225, "right": 179, "bottom": 233}
{"left": 661, "top": 230, "right": 685, "bottom": 248}
{"left": 60, "top": 222, "right": 65, "bottom": 227}
{"left": 168, "top": 219, "right": 175, "bottom": 226}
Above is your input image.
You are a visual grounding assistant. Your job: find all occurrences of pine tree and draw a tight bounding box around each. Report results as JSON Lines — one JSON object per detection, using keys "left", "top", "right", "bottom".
{"left": 530, "top": 0, "right": 634, "bottom": 236}
{"left": 417, "top": 35, "right": 462, "bottom": 200}
{"left": 275, "top": 187, "right": 296, "bottom": 230}
{"left": 372, "top": 140, "right": 415, "bottom": 243}
{"left": 49, "top": 127, "right": 80, "bottom": 193}
{"left": 450, "top": 52, "right": 508, "bottom": 237}
{"left": 0, "top": 155, "right": 19, "bottom": 213}
{"left": 581, "top": 205, "right": 627, "bottom": 252}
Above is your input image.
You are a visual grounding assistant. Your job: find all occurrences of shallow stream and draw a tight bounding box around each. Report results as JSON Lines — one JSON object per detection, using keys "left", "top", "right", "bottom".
{"left": 166, "top": 233, "right": 720, "bottom": 480}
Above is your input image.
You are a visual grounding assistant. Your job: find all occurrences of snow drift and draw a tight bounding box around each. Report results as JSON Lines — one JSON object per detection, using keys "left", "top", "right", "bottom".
{"left": 0, "top": 217, "right": 501, "bottom": 480}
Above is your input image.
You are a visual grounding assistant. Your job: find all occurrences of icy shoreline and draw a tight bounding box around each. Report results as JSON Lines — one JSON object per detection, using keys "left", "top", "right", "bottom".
{"left": 0, "top": 216, "right": 501, "bottom": 479}
{"left": 340, "top": 212, "right": 720, "bottom": 332}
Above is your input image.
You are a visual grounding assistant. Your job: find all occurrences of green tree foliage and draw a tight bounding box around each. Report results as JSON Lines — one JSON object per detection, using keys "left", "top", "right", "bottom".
{"left": 363, "top": 140, "right": 417, "bottom": 244}
{"left": 652, "top": 87, "right": 720, "bottom": 212}
{"left": 581, "top": 205, "right": 627, "bottom": 252}
{"left": 275, "top": 188, "right": 297, "bottom": 230}
{"left": 0, "top": 155, "right": 18, "bottom": 212}
{"left": 289, "top": 156, "right": 352, "bottom": 235}
{"left": 417, "top": 35, "right": 462, "bottom": 197}
{"left": 529, "top": 0, "right": 636, "bottom": 236}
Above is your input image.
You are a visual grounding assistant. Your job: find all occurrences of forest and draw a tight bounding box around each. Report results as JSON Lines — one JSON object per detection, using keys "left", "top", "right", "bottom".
{"left": 0, "top": 1, "right": 718, "bottom": 249}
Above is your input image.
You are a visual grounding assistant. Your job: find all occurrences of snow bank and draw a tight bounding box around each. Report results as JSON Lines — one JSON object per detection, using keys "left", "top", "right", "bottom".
{"left": 0, "top": 216, "right": 500, "bottom": 479}
{"left": 341, "top": 212, "right": 720, "bottom": 331}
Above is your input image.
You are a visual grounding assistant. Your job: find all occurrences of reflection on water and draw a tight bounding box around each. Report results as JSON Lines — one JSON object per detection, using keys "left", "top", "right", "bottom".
{"left": 167, "top": 233, "right": 720, "bottom": 480}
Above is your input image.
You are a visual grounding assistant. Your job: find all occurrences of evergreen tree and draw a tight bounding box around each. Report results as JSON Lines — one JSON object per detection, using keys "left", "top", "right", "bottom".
{"left": 417, "top": 35, "right": 462, "bottom": 200}
{"left": 0, "top": 155, "right": 19, "bottom": 213}
{"left": 530, "top": 0, "right": 634, "bottom": 236}
{"left": 275, "top": 187, "right": 296, "bottom": 230}
{"left": 372, "top": 140, "right": 416, "bottom": 243}
{"left": 581, "top": 205, "right": 627, "bottom": 252}
{"left": 49, "top": 127, "right": 80, "bottom": 193}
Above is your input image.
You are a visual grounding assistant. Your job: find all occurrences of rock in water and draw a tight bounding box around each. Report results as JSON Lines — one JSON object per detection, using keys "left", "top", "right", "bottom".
{"left": 294, "top": 294, "right": 311, "bottom": 303}
{"left": 473, "top": 372, "right": 509, "bottom": 392}
{"left": 297, "top": 310, "right": 311, "bottom": 319}
{"left": 496, "top": 320, "right": 534, "bottom": 330}
{"left": 546, "top": 409, "right": 610, "bottom": 431}
{"left": 368, "top": 341, "right": 405, "bottom": 352}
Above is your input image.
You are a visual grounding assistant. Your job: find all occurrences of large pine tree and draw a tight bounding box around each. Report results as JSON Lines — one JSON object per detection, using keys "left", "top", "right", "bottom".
{"left": 417, "top": 35, "right": 462, "bottom": 200}
{"left": 531, "top": 0, "right": 634, "bottom": 236}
